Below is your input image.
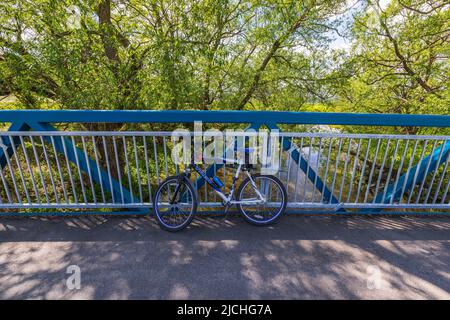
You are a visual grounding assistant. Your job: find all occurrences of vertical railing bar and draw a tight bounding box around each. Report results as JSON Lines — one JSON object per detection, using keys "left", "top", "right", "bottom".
{"left": 407, "top": 140, "right": 428, "bottom": 204}
{"left": 203, "top": 138, "right": 207, "bottom": 202}
{"left": 338, "top": 138, "right": 352, "bottom": 203}
{"left": 102, "top": 136, "right": 115, "bottom": 204}
{"left": 441, "top": 171, "right": 450, "bottom": 204}
{"left": 112, "top": 136, "right": 125, "bottom": 204}
{"left": 363, "top": 139, "right": 381, "bottom": 203}
{"left": 20, "top": 136, "right": 41, "bottom": 204}
{"left": 50, "top": 136, "right": 69, "bottom": 204}
{"left": 265, "top": 132, "right": 275, "bottom": 202}
{"left": 303, "top": 137, "right": 313, "bottom": 202}
{"left": 71, "top": 136, "right": 87, "bottom": 204}
{"left": 61, "top": 136, "right": 77, "bottom": 204}
{"left": 153, "top": 136, "right": 160, "bottom": 185}
{"left": 381, "top": 139, "right": 400, "bottom": 203}
{"left": 276, "top": 136, "right": 284, "bottom": 203}
{"left": 415, "top": 140, "right": 438, "bottom": 204}
{"left": 163, "top": 136, "right": 169, "bottom": 178}
{"left": 433, "top": 148, "right": 450, "bottom": 204}
{"left": 312, "top": 137, "right": 323, "bottom": 203}
{"left": 329, "top": 138, "right": 343, "bottom": 204}
{"left": 424, "top": 139, "right": 446, "bottom": 203}
{"left": 268, "top": 131, "right": 276, "bottom": 201}
{"left": 399, "top": 139, "right": 419, "bottom": 204}
{"left": 254, "top": 134, "right": 267, "bottom": 200}
{"left": 0, "top": 174, "right": 3, "bottom": 203}
{"left": 389, "top": 139, "right": 409, "bottom": 205}
{"left": 30, "top": 135, "right": 50, "bottom": 204}
{"left": 278, "top": 136, "right": 284, "bottom": 182}
{"left": 122, "top": 136, "right": 134, "bottom": 203}
{"left": 372, "top": 139, "right": 390, "bottom": 203}
{"left": 3, "top": 137, "right": 22, "bottom": 204}
{"left": 0, "top": 171, "right": 3, "bottom": 203}
{"left": 294, "top": 137, "right": 303, "bottom": 202}
{"left": 9, "top": 136, "right": 31, "bottom": 204}
{"left": 92, "top": 136, "right": 106, "bottom": 203}
{"left": 223, "top": 134, "right": 227, "bottom": 194}
{"left": 81, "top": 136, "right": 97, "bottom": 204}
{"left": 214, "top": 137, "right": 218, "bottom": 202}
{"left": 134, "top": 136, "right": 143, "bottom": 203}
{"left": 355, "top": 139, "right": 372, "bottom": 203}
{"left": 143, "top": 136, "right": 152, "bottom": 203}
{"left": 40, "top": 136, "right": 58, "bottom": 204}
{"left": 321, "top": 137, "right": 333, "bottom": 203}
{"left": 285, "top": 139, "right": 293, "bottom": 200}
{"left": 175, "top": 138, "right": 179, "bottom": 176}
{"left": 346, "top": 138, "right": 362, "bottom": 203}
{"left": 0, "top": 153, "right": 12, "bottom": 203}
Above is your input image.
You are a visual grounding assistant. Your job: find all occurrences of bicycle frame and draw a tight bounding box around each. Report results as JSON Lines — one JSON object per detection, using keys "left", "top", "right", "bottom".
{"left": 190, "top": 162, "right": 266, "bottom": 205}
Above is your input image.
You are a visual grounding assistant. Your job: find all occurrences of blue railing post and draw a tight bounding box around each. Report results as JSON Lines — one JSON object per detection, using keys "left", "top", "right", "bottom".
{"left": 0, "top": 122, "right": 30, "bottom": 170}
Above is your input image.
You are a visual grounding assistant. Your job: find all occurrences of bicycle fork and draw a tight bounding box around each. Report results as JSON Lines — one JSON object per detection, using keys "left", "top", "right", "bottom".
{"left": 170, "top": 173, "right": 187, "bottom": 205}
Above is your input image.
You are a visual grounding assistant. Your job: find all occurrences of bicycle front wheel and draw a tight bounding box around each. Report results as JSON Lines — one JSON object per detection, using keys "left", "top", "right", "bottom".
{"left": 237, "top": 174, "right": 287, "bottom": 226}
{"left": 153, "top": 176, "right": 197, "bottom": 232}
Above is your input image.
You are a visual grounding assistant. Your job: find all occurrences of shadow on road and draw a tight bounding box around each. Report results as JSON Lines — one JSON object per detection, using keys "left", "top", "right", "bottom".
{"left": 0, "top": 215, "right": 449, "bottom": 299}
{"left": 1, "top": 214, "right": 450, "bottom": 242}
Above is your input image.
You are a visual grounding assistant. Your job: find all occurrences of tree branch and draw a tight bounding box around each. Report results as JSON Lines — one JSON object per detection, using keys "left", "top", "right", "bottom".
{"left": 237, "top": 9, "right": 310, "bottom": 109}
{"left": 378, "top": 17, "right": 442, "bottom": 98}
{"left": 98, "top": 0, "right": 120, "bottom": 67}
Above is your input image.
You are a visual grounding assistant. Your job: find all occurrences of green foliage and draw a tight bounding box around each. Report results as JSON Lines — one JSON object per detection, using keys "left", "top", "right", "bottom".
{"left": 0, "top": 0, "right": 348, "bottom": 111}
{"left": 335, "top": 0, "right": 449, "bottom": 116}
{"left": 0, "top": 0, "right": 448, "bottom": 116}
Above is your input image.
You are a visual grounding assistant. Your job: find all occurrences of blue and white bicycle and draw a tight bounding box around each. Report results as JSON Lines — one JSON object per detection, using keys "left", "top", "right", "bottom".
{"left": 153, "top": 148, "right": 287, "bottom": 232}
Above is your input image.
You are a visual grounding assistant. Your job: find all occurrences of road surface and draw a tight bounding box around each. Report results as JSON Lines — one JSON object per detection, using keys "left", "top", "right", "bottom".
{"left": 0, "top": 214, "right": 449, "bottom": 299}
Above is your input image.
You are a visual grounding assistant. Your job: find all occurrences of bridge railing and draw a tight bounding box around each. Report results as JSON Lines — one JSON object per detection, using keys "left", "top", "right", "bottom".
{"left": 0, "top": 110, "right": 449, "bottom": 215}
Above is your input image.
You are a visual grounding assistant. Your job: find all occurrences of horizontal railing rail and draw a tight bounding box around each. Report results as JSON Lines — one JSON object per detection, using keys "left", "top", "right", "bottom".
{"left": 0, "top": 110, "right": 449, "bottom": 126}
{"left": 0, "top": 110, "right": 449, "bottom": 216}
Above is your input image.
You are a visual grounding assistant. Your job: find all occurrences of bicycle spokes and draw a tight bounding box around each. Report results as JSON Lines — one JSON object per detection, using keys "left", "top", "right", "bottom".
{"left": 238, "top": 175, "right": 287, "bottom": 224}
{"left": 154, "top": 178, "right": 196, "bottom": 231}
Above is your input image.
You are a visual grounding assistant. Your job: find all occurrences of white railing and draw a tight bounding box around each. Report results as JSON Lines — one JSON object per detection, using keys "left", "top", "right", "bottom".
{"left": 0, "top": 131, "right": 448, "bottom": 211}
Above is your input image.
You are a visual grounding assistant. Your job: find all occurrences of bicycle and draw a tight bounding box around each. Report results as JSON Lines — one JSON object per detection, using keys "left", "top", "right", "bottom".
{"left": 153, "top": 148, "right": 287, "bottom": 232}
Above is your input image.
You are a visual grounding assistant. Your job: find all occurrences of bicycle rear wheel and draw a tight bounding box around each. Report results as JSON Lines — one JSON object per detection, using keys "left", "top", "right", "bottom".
{"left": 237, "top": 174, "right": 287, "bottom": 226}
{"left": 153, "top": 176, "right": 197, "bottom": 232}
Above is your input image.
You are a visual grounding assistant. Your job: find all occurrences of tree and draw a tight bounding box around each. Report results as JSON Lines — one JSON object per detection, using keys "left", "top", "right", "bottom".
{"left": 336, "top": 0, "right": 449, "bottom": 117}
{"left": 0, "top": 0, "right": 349, "bottom": 111}
{"left": 0, "top": 0, "right": 354, "bottom": 177}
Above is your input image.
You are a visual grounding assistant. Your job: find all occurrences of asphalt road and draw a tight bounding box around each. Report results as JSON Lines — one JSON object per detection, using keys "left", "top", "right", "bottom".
{"left": 0, "top": 214, "right": 449, "bottom": 299}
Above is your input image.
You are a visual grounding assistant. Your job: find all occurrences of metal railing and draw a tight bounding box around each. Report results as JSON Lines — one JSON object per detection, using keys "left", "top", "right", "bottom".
{"left": 0, "top": 110, "right": 449, "bottom": 215}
